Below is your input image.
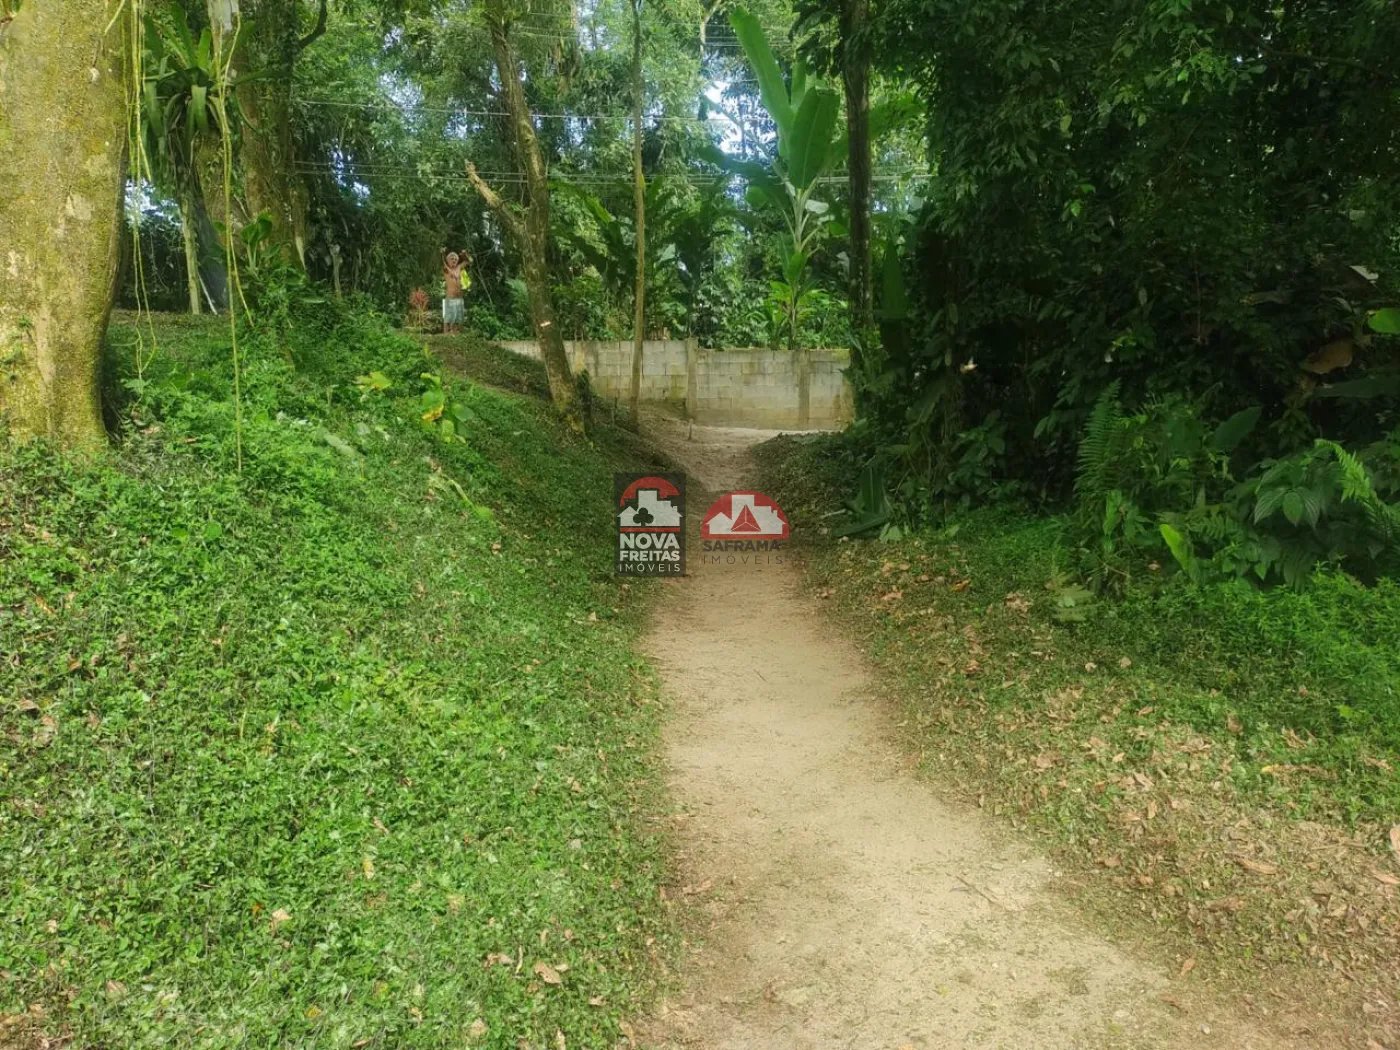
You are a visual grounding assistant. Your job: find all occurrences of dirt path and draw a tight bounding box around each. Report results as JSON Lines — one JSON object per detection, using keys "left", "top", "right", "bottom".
{"left": 637, "top": 414, "right": 1305, "bottom": 1050}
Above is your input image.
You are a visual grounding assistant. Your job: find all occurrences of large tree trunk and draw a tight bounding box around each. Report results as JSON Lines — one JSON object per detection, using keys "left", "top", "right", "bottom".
{"left": 467, "top": 0, "right": 582, "bottom": 432}
{"left": 628, "top": 0, "right": 645, "bottom": 426}
{"left": 0, "top": 0, "right": 127, "bottom": 449}
{"left": 840, "top": 0, "right": 873, "bottom": 334}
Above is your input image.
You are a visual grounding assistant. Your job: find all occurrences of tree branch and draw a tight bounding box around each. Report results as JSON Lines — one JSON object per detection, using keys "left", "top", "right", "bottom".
{"left": 298, "top": 0, "right": 328, "bottom": 51}
{"left": 465, "top": 161, "right": 524, "bottom": 240}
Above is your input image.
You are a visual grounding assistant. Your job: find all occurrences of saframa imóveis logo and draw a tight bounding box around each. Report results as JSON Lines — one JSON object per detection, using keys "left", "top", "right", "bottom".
{"left": 614, "top": 473, "right": 686, "bottom": 575}
{"left": 701, "top": 491, "right": 788, "bottom": 565}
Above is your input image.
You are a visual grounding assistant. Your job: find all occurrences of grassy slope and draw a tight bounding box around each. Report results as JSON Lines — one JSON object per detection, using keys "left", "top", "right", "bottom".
{"left": 1, "top": 313, "right": 669, "bottom": 1048}
{"left": 757, "top": 433, "right": 1400, "bottom": 1043}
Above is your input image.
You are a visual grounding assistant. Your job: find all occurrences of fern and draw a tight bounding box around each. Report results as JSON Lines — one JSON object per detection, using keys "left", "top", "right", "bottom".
{"left": 1075, "top": 380, "right": 1122, "bottom": 501}
{"left": 1318, "top": 439, "right": 1400, "bottom": 544}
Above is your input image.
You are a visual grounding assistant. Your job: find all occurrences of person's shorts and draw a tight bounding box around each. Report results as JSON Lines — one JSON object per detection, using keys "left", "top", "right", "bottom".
{"left": 443, "top": 298, "right": 464, "bottom": 324}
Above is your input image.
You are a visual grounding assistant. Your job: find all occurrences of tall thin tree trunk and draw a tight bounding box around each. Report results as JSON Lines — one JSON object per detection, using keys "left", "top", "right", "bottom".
{"left": 211, "top": 0, "right": 320, "bottom": 265}
{"left": 180, "top": 187, "right": 203, "bottom": 315}
{"left": 840, "top": 0, "right": 873, "bottom": 334}
{"left": 628, "top": 0, "right": 645, "bottom": 425}
{"left": 0, "top": 0, "right": 127, "bottom": 449}
{"left": 467, "top": 0, "right": 582, "bottom": 431}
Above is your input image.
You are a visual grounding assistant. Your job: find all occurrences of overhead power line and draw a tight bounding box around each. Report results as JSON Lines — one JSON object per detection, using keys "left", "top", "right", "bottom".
{"left": 295, "top": 96, "right": 752, "bottom": 126}
{"left": 290, "top": 161, "right": 931, "bottom": 186}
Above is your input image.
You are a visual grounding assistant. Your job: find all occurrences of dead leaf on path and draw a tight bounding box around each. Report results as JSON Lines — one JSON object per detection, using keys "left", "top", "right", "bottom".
{"left": 1282, "top": 727, "right": 1310, "bottom": 750}
{"left": 269, "top": 908, "right": 292, "bottom": 931}
{"left": 1179, "top": 957, "right": 1196, "bottom": 979}
{"left": 468, "top": 1018, "right": 487, "bottom": 1040}
{"left": 1261, "top": 763, "right": 1333, "bottom": 779}
{"left": 555, "top": 1029, "right": 566, "bottom": 1049}
{"left": 1234, "top": 857, "right": 1278, "bottom": 876}
{"left": 881, "top": 588, "right": 903, "bottom": 602}
{"left": 1207, "top": 896, "right": 1246, "bottom": 912}
{"left": 1372, "top": 869, "right": 1400, "bottom": 887}
{"left": 1362, "top": 755, "right": 1393, "bottom": 772}
{"left": 588, "top": 996, "right": 605, "bottom": 1007}
{"left": 951, "top": 579, "right": 971, "bottom": 592}
{"left": 533, "top": 962, "right": 563, "bottom": 985}
{"left": 1389, "top": 825, "right": 1400, "bottom": 862}
{"left": 484, "top": 952, "right": 513, "bottom": 967}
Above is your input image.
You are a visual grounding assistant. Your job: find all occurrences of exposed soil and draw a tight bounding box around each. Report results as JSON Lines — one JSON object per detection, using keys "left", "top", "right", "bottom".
{"left": 636, "top": 412, "right": 1320, "bottom": 1050}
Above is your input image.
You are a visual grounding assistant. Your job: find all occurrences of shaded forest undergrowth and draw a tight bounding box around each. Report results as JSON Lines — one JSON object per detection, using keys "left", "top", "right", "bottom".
{"left": 758, "top": 433, "right": 1400, "bottom": 1048}
{"left": 1, "top": 311, "right": 672, "bottom": 1049}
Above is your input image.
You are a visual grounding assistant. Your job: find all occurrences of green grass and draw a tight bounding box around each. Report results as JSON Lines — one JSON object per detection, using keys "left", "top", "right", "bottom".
{"left": 1, "top": 309, "right": 670, "bottom": 1048}
{"left": 758, "top": 433, "right": 1400, "bottom": 822}
{"left": 757, "top": 432, "right": 1400, "bottom": 985}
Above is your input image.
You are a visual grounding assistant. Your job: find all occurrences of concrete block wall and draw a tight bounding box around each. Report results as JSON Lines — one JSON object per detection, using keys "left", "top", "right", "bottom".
{"left": 495, "top": 339, "right": 852, "bottom": 430}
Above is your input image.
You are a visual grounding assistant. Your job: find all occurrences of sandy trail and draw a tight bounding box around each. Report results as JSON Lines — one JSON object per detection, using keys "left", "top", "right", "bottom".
{"left": 637, "top": 412, "right": 1303, "bottom": 1050}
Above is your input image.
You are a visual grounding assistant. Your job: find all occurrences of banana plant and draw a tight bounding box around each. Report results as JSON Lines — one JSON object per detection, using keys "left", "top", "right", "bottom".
{"left": 141, "top": 2, "right": 237, "bottom": 312}
{"left": 554, "top": 179, "right": 683, "bottom": 327}
{"left": 728, "top": 7, "right": 842, "bottom": 356}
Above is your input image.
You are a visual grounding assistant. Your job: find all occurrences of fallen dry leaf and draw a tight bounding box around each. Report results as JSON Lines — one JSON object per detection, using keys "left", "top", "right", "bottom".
{"left": 1234, "top": 857, "right": 1278, "bottom": 876}
{"left": 555, "top": 1029, "right": 566, "bottom": 1050}
{"left": 269, "top": 908, "right": 291, "bottom": 931}
{"left": 1179, "top": 957, "right": 1196, "bottom": 979}
{"left": 468, "top": 1018, "right": 487, "bottom": 1040}
{"left": 1372, "top": 869, "right": 1400, "bottom": 887}
{"left": 533, "top": 962, "right": 563, "bottom": 986}
{"left": 1390, "top": 825, "right": 1400, "bottom": 862}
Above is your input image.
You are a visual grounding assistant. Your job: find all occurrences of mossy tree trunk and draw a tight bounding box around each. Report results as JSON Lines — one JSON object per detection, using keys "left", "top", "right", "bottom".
{"left": 0, "top": 0, "right": 128, "bottom": 449}
{"left": 466, "top": 0, "right": 582, "bottom": 433}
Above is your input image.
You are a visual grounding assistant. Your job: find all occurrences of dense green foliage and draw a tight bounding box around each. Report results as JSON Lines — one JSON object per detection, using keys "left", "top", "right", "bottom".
{"left": 118, "top": 0, "right": 927, "bottom": 352}
{"left": 0, "top": 311, "right": 669, "bottom": 1047}
{"left": 858, "top": 0, "right": 1400, "bottom": 528}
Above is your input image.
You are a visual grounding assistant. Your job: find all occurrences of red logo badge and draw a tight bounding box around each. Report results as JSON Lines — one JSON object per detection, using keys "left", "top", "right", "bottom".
{"left": 701, "top": 491, "right": 789, "bottom": 540}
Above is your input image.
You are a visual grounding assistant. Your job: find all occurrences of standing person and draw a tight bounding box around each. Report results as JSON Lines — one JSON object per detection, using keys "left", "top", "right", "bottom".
{"left": 442, "top": 249, "right": 471, "bottom": 333}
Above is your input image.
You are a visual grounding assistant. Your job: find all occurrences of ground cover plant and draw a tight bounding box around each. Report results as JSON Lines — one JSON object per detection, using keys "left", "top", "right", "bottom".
{"left": 0, "top": 309, "right": 671, "bottom": 1049}
{"left": 757, "top": 431, "right": 1400, "bottom": 1044}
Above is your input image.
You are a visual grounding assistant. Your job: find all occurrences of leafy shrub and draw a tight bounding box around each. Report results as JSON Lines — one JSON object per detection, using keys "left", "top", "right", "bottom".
{"left": 1069, "top": 388, "right": 1400, "bottom": 588}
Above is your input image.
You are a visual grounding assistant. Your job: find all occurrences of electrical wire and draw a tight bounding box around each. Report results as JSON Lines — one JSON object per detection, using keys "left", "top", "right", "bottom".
{"left": 295, "top": 96, "right": 751, "bottom": 125}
